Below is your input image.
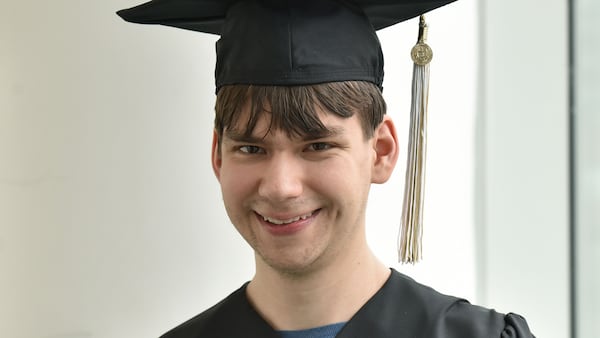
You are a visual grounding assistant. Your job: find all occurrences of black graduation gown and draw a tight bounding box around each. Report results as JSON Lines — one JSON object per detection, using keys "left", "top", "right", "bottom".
{"left": 161, "top": 269, "right": 534, "bottom": 337}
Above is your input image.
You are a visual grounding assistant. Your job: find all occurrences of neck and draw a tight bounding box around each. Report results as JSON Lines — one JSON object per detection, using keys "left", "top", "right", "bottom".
{"left": 246, "top": 243, "right": 390, "bottom": 330}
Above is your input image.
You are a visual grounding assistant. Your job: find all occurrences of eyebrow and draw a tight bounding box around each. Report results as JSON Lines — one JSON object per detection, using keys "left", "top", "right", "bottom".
{"left": 223, "top": 126, "right": 346, "bottom": 143}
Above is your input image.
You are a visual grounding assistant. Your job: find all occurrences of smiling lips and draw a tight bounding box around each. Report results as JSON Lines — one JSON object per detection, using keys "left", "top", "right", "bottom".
{"left": 255, "top": 209, "right": 321, "bottom": 235}
{"left": 259, "top": 210, "right": 316, "bottom": 225}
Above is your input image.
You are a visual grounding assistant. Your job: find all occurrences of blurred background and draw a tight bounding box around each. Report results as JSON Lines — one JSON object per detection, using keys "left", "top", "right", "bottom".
{"left": 0, "top": 0, "right": 597, "bottom": 337}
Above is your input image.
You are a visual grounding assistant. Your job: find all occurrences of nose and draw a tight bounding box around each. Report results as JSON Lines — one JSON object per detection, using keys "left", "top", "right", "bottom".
{"left": 257, "top": 153, "right": 304, "bottom": 202}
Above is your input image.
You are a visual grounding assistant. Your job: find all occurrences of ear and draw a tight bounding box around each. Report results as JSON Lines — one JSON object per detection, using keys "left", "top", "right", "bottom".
{"left": 371, "top": 116, "right": 399, "bottom": 184}
{"left": 211, "top": 129, "right": 222, "bottom": 181}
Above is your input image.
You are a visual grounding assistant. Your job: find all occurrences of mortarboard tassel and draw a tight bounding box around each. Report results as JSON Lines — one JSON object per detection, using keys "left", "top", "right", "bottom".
{"left": 399, "top": 15, "right": 432, "bottom": 264}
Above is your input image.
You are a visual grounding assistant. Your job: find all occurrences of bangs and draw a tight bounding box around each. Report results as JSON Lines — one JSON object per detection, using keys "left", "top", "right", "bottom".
{"left": 214, "top": 81, "right": 385, "bottom": 141}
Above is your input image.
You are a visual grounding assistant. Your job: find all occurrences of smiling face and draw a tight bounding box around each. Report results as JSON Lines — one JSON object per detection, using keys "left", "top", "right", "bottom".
{"left": 213, "top": 108, "right": 375, "bottom": 275}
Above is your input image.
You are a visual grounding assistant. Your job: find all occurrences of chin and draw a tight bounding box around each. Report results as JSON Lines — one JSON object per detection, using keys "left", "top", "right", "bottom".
{"left": 259, "top": 251, "right": 325, "bottom": 277}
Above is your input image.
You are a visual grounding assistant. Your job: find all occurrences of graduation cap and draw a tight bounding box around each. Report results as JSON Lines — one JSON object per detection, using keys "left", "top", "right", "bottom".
{"left": 117, "top": 0, "right": 457, "bottom": 263}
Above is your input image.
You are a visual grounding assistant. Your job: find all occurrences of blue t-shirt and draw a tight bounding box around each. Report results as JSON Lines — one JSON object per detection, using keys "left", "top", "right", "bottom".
{"left": 278, "top": 322, "right": 346, "bottom": 338}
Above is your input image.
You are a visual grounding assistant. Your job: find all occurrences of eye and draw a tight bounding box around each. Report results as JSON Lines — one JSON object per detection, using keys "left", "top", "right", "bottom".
{"left": 238, "top": 145, "right": 265, "bottom": 154}
{"left": 306, "top": 142, "right": 332, "bottom": 152}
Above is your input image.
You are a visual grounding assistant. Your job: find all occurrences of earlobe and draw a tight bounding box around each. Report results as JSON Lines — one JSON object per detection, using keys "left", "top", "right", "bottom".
{"left": 211, "top": 129, "right": 222, "bottom": 181}
{"left": 372, "top": 116, "right": 399, "bottom": 184}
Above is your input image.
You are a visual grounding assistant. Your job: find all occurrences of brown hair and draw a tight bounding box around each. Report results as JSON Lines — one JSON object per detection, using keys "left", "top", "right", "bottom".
{"left": 214, "top": 81, "right": 386, "bottom": 143}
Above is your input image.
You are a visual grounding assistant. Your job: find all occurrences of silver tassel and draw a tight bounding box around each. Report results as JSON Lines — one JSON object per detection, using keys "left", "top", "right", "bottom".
{"left": 399, "top": 15, "right": 432, "bottom": 264}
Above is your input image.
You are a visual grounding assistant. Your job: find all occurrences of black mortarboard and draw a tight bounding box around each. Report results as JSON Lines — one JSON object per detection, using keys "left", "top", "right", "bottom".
{"left": 117, "top": 0, "right": 455, "bottom": 91}
{"left": 117, "top": 0, "right": 457, "bottom": 263}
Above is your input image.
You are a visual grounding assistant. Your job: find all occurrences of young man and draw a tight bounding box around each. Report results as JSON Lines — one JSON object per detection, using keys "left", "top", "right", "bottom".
{"left": 118, "top": 0, "right": 535, "bottom": 337}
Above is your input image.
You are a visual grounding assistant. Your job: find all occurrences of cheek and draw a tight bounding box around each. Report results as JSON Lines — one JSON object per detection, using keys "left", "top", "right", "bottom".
{"left": 219, "top": 165, "right": 256, "bottom": 204}
{"left": 311, "top": 158, "right": 369, "bottom": 195}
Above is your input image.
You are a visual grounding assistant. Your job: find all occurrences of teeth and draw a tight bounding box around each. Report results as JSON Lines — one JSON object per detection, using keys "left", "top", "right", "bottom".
{"left": 261, "top": 211, "right": 314, "bottom": 225}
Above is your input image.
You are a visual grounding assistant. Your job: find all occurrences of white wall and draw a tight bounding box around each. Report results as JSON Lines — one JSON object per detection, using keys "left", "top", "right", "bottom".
{"left": 477, "top": 1, "right": 570, "bottom": 338}
{"left": 2, "top": 0, "right": 557, "bottom": 337}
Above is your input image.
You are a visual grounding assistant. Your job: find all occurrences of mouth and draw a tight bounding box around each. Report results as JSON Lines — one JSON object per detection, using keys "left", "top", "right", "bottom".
{"left": 254, "top": 209, "right": 321, "bottom": 235}
{"left": 258, "top": 210, "right": 318, "bottom": 225}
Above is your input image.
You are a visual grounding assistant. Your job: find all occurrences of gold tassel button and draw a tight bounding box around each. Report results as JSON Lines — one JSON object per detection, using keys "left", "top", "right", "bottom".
{"left": 411, "top": 43, "right": 432, "bottom": 66}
